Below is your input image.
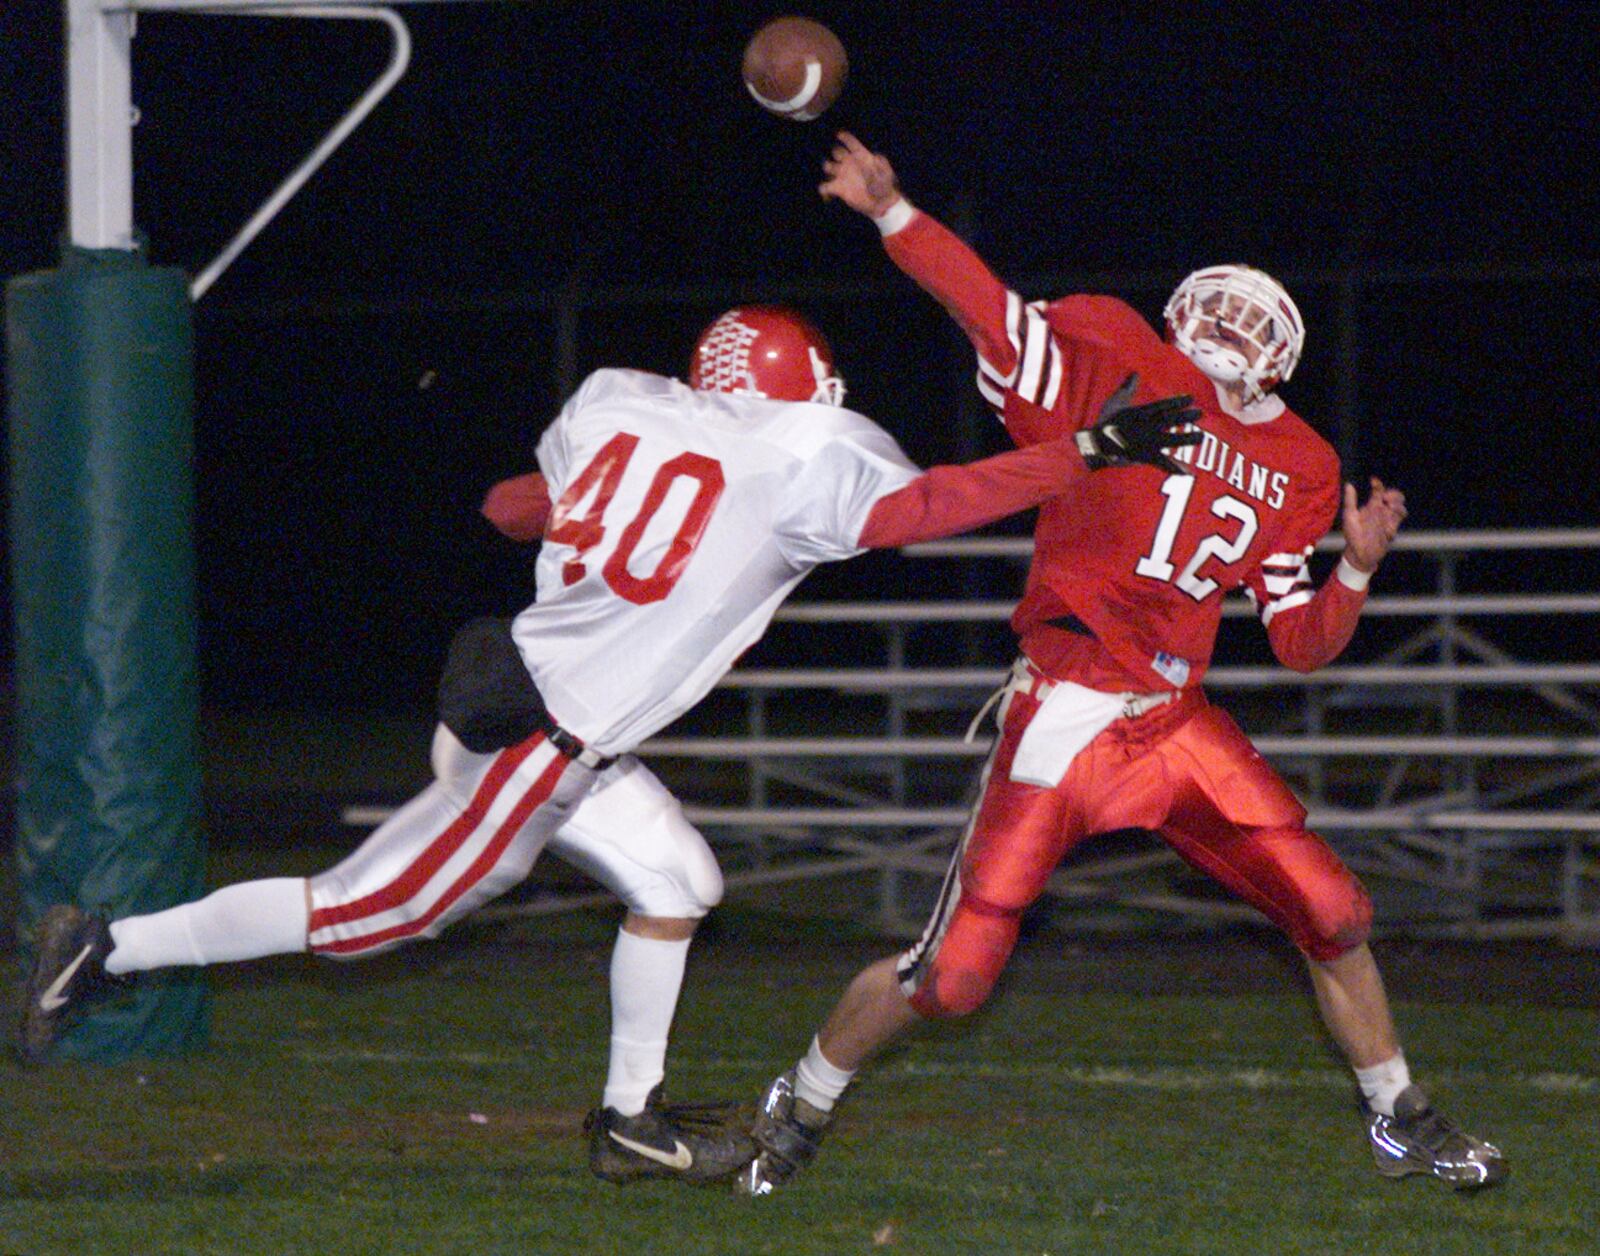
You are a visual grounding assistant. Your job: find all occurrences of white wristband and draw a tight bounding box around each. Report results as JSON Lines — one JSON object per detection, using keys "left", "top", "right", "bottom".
{"left": 873, "top": 198, "right": 916, "bottom": 236}
{"left": 1336, "top": 555, "right": 1373, "bottom": 591}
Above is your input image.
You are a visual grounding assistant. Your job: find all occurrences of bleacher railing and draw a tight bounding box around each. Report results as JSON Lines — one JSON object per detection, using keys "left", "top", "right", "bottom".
{"left": 636, "top": 528, "right": 1600, "bottom": 943}
{"left": 346, "top": 529, "right": 1599, "bottom": 941}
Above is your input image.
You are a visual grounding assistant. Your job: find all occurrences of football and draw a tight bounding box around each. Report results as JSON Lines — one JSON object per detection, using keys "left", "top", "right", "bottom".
{"left": 742, "top": 16, "right": 848, "bottom": 121}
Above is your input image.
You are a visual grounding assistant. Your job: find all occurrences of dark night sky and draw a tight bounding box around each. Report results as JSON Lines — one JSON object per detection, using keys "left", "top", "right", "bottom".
{"left": 2, "top": 2, "right": 1598, "bottom": 709}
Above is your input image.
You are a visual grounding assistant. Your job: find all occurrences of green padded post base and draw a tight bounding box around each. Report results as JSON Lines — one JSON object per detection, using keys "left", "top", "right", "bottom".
{"left": 7, "top": 245, "right": 209, "bottom": 1059}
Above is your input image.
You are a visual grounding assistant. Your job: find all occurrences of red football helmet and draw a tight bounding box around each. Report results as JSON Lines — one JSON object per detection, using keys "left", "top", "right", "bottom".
{"left": 688, "top": 305, "right": 846, "bottom": 405}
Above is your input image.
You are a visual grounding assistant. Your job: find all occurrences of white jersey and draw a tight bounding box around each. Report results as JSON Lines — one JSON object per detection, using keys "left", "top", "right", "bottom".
{"left": 512, "top": 368, "right": 920, "bottom": 754}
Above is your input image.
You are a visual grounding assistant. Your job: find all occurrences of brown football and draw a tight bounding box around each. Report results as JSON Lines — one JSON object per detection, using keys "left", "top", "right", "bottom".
{"left": 742, "top": 16, "right": 847, "bottom": 121}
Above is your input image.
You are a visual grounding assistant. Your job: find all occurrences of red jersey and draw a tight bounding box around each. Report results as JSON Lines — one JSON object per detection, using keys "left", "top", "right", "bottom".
{"left": 883, "top": 209, "right": 1364, "bottom": 692}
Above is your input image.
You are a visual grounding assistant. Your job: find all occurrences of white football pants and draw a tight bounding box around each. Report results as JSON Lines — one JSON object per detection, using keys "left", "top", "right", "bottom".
{"left": 307, "top": 724, "right": 721, "bottom": 957}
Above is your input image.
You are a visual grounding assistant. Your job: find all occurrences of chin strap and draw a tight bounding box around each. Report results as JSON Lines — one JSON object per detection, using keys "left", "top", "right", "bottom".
{"left": 1236, "top": 391, "right": 1286, "bottom": 423}
{"left": 807, "top": 347, "right": 846, "bottom": 406}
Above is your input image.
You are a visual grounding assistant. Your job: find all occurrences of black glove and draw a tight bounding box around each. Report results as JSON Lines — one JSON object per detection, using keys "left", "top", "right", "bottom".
{"left": 1074, "top": 373, "right": 1202, "bottom": 475}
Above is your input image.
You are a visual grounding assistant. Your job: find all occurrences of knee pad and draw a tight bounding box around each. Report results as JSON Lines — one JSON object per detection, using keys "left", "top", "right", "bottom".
{"left": 1273, "top": 831, "right": 1374, "bottom": 961}
{"left": 549, "top": 757, "right": 723, "bottom": 918}
{"left": 1298, "top": 878, "right": 1373, "bottom": 961}
{"left": 907, "top": 894, "right": 1022, "bottom": 1019}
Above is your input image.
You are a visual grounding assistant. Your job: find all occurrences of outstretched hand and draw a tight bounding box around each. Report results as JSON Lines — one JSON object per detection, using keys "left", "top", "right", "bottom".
{"left": 1075, "top": 373, "right": 1202, "bottom": 474}
{"left": 820, "top": 131, "right": 902, "bottom": 217}
{"left": 1341, "top": 477, "right": 1407, "bottom": 572}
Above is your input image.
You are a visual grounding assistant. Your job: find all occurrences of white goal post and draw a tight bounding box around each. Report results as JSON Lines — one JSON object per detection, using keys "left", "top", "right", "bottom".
{"left": 67, "top": 0, "right": 505, "bottom": 297}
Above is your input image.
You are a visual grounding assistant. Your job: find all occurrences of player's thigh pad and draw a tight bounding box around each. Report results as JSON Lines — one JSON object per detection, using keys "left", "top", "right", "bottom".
{"left": 1232, "top": 824, "right": 1373, "bottom": 960}
{"left": 895, "top": 747, "right": 1030, "bottom": 1019}
{"left": 955, "top": 687, "right": 1087, "bottom": 910}
{"left": 546, "top": 756, "right": 723, "bottom": 918}
{"left": 1166, "top": 706, "right": 1309, "bottom": 829}
{"left": 1161, "top": 710, "right": 1370, "bottom": 959}
{"left": 309, "top": 732, "right": 589, "bottom": 956}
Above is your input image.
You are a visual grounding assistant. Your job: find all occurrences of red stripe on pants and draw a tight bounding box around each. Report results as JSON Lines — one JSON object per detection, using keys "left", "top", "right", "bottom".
{"left": 315, "top": 750, "right": 568, "bottom": 955}
{"left": 309, "top": 735, "right": 543, "bottom": 936}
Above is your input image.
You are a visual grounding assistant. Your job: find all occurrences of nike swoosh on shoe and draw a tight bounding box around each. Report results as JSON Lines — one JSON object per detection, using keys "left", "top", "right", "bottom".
{"left": 608, "top": 1130, "right": 694, "bottom": 1170}
{"left": 38, "top": 944, "right": 94, "bottom": 1013}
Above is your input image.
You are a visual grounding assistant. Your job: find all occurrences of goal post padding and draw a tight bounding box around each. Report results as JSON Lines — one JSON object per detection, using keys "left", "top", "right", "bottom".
{"left": 7, "top": 244, "right": 209, "bottom": 1058}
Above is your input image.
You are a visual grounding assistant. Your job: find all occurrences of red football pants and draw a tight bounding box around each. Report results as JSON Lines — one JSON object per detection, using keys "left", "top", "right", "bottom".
{"left": 900, "top": 685, "right": 1372, "bottom": 1018}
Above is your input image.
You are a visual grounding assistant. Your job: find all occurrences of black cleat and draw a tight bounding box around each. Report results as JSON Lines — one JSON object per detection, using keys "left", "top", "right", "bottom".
{"left": 739, "top": 1070, "right": 832, "bottom": 1195}
{"left": 19, "top": 905, "right": 122, "bottom": 1065}
{"left": 585, "top": 1085, "right": 755, "bottom": 1185}
{"left": 1365, "top": 1084, "right": 1508, "bottom": 1191}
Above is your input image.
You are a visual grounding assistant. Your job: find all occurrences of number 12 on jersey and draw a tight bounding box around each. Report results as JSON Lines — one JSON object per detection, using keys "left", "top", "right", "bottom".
{"left": 1134, "top": 474, "right": 1259, "bottom": 602}
{"left": 546, "top": 432, "right": 726, "bottom": 605}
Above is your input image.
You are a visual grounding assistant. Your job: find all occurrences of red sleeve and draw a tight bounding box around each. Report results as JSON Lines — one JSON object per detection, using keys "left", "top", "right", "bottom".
{"left": 481, "top": 472, "right": 551, "bottom": 542}
{"left": 1265, "top": 568, "right": 1368, "bottom": 672}
{"left": 1244, "top": 434, "right": 1346, "bottom": 669}
{"left": 857, "top": 437, "right": 1086, "bottom": 549}
{"left": 997, "top": 390, "right": 1065, "bottom": 449}
{"left": 882, "top": 210, "right": 1017, "bottom": 378}
{"left": 883, "top": 209, "right": 1068, "bottom": 446}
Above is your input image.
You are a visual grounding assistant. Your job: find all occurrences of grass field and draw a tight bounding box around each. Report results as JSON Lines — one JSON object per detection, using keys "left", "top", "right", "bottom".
{"left": 2, "top": 899, "right": 1598, "bottom": 1256}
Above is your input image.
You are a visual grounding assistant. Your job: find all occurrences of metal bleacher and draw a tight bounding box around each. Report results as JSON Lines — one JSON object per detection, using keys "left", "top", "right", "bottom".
{"left": 633, "top": 528, "right": 1600, "bottom": 943}
{"left": 348, "top": 528, "right": 1600, "bottom": 943}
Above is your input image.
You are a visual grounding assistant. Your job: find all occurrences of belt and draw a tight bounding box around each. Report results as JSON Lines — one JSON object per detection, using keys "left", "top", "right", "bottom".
{"left": 539, "top": 714, "right": 615, "bottom": 770}
{"left": 1018, "top": 658, "right": 1178, "bottom": 721}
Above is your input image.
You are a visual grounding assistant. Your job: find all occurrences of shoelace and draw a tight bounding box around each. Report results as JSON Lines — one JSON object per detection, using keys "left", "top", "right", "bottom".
{"left": 652, "top": 1098, "right": 742, "bottom": 1134}
{"left": 585, "top": 1097, "right": 740, "bottom": 1135}
{"left": 1397, "top": 1105, "right": 1465, "bottom": 1152}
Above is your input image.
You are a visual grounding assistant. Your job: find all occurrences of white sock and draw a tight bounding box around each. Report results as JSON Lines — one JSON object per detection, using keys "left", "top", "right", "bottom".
{"left": 104, "top": 878, "right": 309, "bottom": 974}
{"left": 602, "top": 930, "right": 691, "bottom": 1116}
{"left": 1355, "top": 1052, "right": 1411, "bottom": 1117}
{"left": 793, "top": 1035, "right": 855, "bottom": 1113}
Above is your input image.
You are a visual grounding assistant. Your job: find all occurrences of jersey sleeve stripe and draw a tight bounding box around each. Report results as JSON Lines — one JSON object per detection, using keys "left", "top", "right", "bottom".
{"left": 1014, "top": 305, "right": 1057, "bottom": 404}
{"left": 1004, "top": 291, "right": 1024, "bottom": 363}
{"left": 1252, "top": 545, "right": 1316, "bottom": 625}
{"left": 977, "top": 353, "right": 1012, "bottom": 390}
{"left": 975, "top": 370, "right": 1008, "bottom": 413}
{"left": 1039, "top": 339, "right": 1064, "bottom": 411}
{"left": 981, "top": 290, "right": 1061, "bottom": 416}
{"left": 1261, "top": 553, "right": 1313, "bottom": 576}
{"left": 1259, "top": 588, "right": 1314, "bottom": 627}
{"left": 1261, "top": 572, "right": 1307, "bottom": 597}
